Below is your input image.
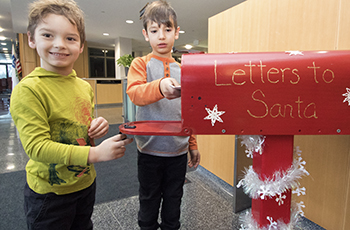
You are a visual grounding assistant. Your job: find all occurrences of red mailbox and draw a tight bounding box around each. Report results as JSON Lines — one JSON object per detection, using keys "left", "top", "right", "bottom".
{"left": 120, "top": 50, "right": 350, "bottom": 229}
{"left": 121, "top": 50, "right": 350, "bottom": 136}
{"left": 181, "top": 50, "right": 350, "bottom": 135}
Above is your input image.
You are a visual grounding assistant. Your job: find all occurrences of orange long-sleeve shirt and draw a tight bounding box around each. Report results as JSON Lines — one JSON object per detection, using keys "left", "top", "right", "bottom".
{"left": 127, "top": 53, "right": 197, "bottom": 153}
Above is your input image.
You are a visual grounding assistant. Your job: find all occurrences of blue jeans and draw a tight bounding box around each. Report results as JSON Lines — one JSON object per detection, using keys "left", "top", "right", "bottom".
{"left": 137, "top": 151, "right": 187, "bottom": 230}
{"left": 24, "top": 181, "right": 96, "bottom": 230}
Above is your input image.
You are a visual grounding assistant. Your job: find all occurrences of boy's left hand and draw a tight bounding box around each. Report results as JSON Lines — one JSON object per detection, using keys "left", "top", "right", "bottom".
{"left": 88, "top": 117, "right": 109, "bottom": 139}
{"left": 188, "top": 149, "right": 200, "bottom": 168}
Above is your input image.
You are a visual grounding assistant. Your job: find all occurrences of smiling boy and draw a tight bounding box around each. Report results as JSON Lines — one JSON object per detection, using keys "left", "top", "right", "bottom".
{"left": 126, "top": 1, "right": 200, "bottom": 229}
{"left": 28, "top": 13, "right": 83, "bottom": 76}
{"left": 10, "top": 0, "right": 133, "bottom": 229}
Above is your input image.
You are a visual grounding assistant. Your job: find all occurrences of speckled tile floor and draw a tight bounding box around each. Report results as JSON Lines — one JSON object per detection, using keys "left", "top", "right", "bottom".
{"left": 0, "top": 101, "right": 326, "bottom": 230}
{"left": 90, "top": 165, "right": 326, "bottom": 230}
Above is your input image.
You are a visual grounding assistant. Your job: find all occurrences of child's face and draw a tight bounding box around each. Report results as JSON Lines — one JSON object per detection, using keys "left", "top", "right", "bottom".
{"left": 143, "top": 20, "right": 180, "bottom": 58}
{"left": 28, "top": 13, "right": 84, "bottom": 76}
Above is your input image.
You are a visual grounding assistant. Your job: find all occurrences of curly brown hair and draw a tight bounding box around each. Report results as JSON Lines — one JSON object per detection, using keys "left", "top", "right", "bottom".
{"left": 27, "top": 0, "right": 85, "bottom": 47}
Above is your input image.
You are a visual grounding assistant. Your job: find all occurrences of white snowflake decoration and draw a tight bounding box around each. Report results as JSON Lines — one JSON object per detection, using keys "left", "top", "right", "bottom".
{"left": 267, "top": 216, "right": 278, "bottom": 230}
{"left": 258, "top": 185, "right": 272, "bottom": 200}
{"left": 239, "top": 224, "right": 248, "bottom": 230}
{"left": 292, "top": 186, "right": 306, "bottom": 196}
{"left": 239, "top": 135, "right": 265, "bottom": 157}
{"left": 296, "top": 201, "right": 306, "bottom": 216}
{"left": 285, "top": 50, "right": 304, "bottom": 56}
{"left": 295, "top": 146, "right": 302, "bottom": 156}
{"left": 342, "top": 88, "right": 350, "bottom": 105}
{"left": 296, "top": 156, "right": 309, "bottom": 176}
{"left": 245, "top": 149, "right": 254, "bottom": 158}
{"left": 275, "top": 193, "right": 287, "bottom": 206}
{"left": 239, "top": 209, "right": 302, "bottom": 230}
{"left": 204, "top": 104, "right": 225, "bottom": 126}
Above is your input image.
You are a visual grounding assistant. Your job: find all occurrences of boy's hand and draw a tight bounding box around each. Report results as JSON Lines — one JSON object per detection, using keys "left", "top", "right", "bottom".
{"left": 88, "top": 117, "right": 109, "bottom": 139}
{"left": 160, "top": 78, "right": 181, "bottom": 100}
{"left": 88, "top": 134, "right": 133, "bottom": 163}
{"left": 188, "top": 149, "right": 200, "bottom": 168}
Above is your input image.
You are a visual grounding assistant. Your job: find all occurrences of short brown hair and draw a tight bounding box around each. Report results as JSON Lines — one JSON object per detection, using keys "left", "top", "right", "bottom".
{"left": 27, "top": 0, "right": 85, "bottom": 47}
{"left": 142, "top": 0, "right": 178, "bottom": 31}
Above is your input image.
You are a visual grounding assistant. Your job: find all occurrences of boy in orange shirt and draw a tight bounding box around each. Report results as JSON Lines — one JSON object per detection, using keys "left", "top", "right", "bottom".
{"left": 127, "top": 1, "right": 200, "bottom": 229}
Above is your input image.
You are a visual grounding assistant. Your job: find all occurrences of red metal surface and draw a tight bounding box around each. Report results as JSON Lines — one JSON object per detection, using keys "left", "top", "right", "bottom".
{"left": 181, "top": 50, "right": 350, "bottom": 135}
{"left": 118, "top": 121, "right": 191, "bottom": 136}
{"left": 252, "top": 135, "right": 294, "bottom": 227}
{"left": 252, "top": 190, "right": 292, "bottom": 227}
{"left": 253, "top": 135, "right": 294, "bottom": 179}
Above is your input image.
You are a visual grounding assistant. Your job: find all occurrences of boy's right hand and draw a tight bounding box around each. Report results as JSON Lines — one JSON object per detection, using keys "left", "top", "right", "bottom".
{"left": 88, "top": 134, "right": 133, "bottom": 163}
{"left": 160, "top": 78, "right": 181, "bottom": 100}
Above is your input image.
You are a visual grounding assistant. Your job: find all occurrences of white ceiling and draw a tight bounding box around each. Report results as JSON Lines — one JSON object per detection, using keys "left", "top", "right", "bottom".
{"left": 1, "top": 0, "right": 245, "bottom": 62}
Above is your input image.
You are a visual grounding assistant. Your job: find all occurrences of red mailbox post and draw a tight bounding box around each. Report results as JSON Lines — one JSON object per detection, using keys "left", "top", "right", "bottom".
{"left": 120, "top": 50, "right": 350, "bottom": 229}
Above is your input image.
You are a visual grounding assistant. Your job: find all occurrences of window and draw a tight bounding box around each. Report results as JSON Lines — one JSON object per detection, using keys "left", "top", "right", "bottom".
{"left": 0, "top": 63, "right": 12, "bottom": 78}
{"left": 0, "top": 64, "right": 12, "bottom": 93}
{"left": 88, "top": 48, "right": 115, "bottom": 78}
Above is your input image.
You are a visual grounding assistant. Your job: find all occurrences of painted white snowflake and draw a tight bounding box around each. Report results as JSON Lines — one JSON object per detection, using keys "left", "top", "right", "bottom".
{"left": 204, "top": 104, "right": 225, "bottom": 126}
{"left": 342, "top": 88, "right": 350, "bottom": 105}
{"left": 285, "top": 50, "right": 304, "bottom": 56}
{"left": 275, "top": 193, "right": 287, "bottom": 206}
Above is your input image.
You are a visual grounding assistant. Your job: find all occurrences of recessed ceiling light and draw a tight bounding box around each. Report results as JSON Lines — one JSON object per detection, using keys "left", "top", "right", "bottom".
{"left": 0, "top": 28, "right": 4, "bottom": 32}
{"left": 7, "top": 164, "right": 15, "bottom": 170}
{"left": 3, "top": 48, "right": 8, "bottom": 51}
{"left": 185, "top": 44, "right": 192, "bottom": 49}
{"left": 126, "top": 20, "right": 134, "bottom": 24}
{"left": 0, "top": 36, "right": 6, "bottom": 41}
{"left": 103, "top": 33, "right": 109, "bottom": 36}
{"left": 179, "top": 30, "right": 185, "bottom": 34}
{"left": 1, "top": 42, "right": 6, "bottom": 45}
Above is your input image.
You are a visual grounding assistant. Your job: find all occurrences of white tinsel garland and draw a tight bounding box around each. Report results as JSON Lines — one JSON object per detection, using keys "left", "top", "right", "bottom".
{"left": 237, "top": 156, "right": 309, "bottom": 199}
{"left": 239, "top": 207, "right": 302, "bottom": 230}
{"left": 238, "top": 135, "right": 265, "bottom": 158}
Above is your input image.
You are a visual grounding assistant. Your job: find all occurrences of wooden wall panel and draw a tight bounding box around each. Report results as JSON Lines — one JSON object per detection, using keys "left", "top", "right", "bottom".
{"left": 197, "top": 135, "right": 235, "bottom": 185}
{"left": 18, "top": 33, "right": 39, "bottom": 77}
{"left": 96, "top": 84, "right": 122, "bottom": 105}
{"left": 83, "top": 79, "right": 97, "bottom": 105}
{"left": 345, "top": 172, "right": 350, "bottom": 230}
{"left": 338, "top": 0, "right": 350, "bottom": 49}
{"left": 73, "top": 43, "right": 89, "bottom": 78}
{"left": 209, "top": 0, "right": 342, "bottom": 53}
{"left": 293, "top": 135, "right": 350, "bottom": 230}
